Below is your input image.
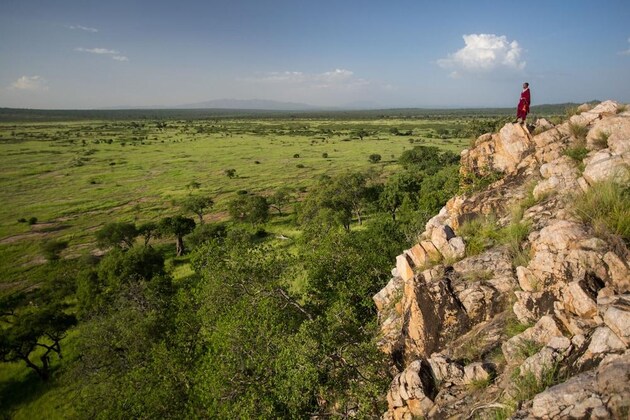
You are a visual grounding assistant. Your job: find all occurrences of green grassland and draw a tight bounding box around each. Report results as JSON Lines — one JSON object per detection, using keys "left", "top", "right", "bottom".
{"left": 0, "top": 118, "right": 472, "bottom": 292}
{"left": 0, "top": 115, "right": 478, "bottom": 418}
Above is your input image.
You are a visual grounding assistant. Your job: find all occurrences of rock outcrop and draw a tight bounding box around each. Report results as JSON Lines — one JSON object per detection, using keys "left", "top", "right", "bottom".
{"left": 375, "top": 100, "right": 630, "bottom": 419}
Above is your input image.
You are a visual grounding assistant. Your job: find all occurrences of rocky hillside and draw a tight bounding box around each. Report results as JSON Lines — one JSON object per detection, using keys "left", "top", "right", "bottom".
{"left": 374, "top": 100, "right": 630, "bottom": 419}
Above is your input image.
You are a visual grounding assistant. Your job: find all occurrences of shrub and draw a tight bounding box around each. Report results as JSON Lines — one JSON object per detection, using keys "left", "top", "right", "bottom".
{"left": 564, "top": 141, "right": 589, "bottom": 164}
{"left": 459, "top": 169, "right": 503, "bottom": 195}
{"left": 458, "top": 216, "right": 498, "bottom": 256}
{"left": 573, "top": 181, "right": 630, "bottom": 244}
{"left": 592, "top": 131, "right": 610, "bottom": 149}
{"left": 617, "top": 103, "right": 628, "bottom": 113}
{"left": 17, "top": 218, "right": 27, "bottom": 223}
{"left": 321, "top": 152, "right": 328, "bottom": 158}
{"left": 224, "top": 168, "right": 237, "bottom": 178}
{"left": 293, "top": 153, "right": 300, "bottom": 158}
{"left": 368, "top": 154, "right": 382, "bottom": 164}
{"left": 568, "top": 122, "right": 588, "bottom": 141}
{"left": 41, "top": 239, "right": 69, "bottom": 261}
{"left": 28, "top": 217, "right": 38, "bottom": 225}
{"left": 296, "top": 164, "right": 305, "bottom": 168}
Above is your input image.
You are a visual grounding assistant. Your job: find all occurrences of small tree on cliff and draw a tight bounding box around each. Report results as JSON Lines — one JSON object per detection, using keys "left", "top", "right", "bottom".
{"left": 158, "top": 216, "right": 196, "bottom": 256}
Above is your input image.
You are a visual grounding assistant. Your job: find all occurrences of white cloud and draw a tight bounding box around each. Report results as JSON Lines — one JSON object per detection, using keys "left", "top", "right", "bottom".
{"left": 75, "top": 47, "right": 129, "bottom": 61}
{"left": 619, "top": 37, "right": 630, "bottom": 56}
{"left": 75, "top": 47, "right": 119, "bottom": 54}
{"left": 245, "top": 68, "right": 366, "bottom": 89}
{"left": 438, "top": 34, "right": 526, "bottom": 76}
{"left": 10, "top": 75, "right": 48, "bottom": 91}
{"left": 67, "top": 24, "right": 98, "bottom": 33}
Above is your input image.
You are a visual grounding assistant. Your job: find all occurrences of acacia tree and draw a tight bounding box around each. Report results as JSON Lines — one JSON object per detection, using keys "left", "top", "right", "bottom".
{"left": 227, "top": 194, "right": 269, "bottom": 227}
{"left": 95, "top": 222, "right": 138, "bottom": 249}
{"left": 268, "top": 187, "right": 294, "bottom": 216}
{"left": 158, "top": 216, "right": 196, "bottom": 256}
{"left": 0, "top": 303, "right": 77, "bottom": 381}
{"left": 180, "top": 195, "right": 214, "bottom": 225}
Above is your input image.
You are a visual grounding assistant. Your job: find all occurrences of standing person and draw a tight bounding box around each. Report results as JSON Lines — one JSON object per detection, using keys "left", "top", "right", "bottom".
{"left": 515, "top": 82, "right": 530, "bottom": 123}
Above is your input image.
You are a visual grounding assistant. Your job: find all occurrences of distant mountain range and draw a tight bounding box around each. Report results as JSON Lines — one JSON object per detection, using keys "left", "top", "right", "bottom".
{"left": 103, "top": 98, "right": 384, "bottom": 111}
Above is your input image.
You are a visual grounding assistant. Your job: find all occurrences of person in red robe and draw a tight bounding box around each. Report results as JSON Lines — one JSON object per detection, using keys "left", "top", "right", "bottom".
{"left": 516, "top": 82, "right": 530, "bottom": 123}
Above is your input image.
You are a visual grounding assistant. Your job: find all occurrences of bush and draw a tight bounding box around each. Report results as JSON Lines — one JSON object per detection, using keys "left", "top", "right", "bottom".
{"left": 573, "top": 181, "right": 630, "bottom": 244}
{"left": 41, "top": 239, "right": 69, "bottom": 261}
{"left": 321, "top": 152, "right": 328, "bottom": 158}
{"left": 296, "top": 164, "right": 305, "bottom": 168}
{"left": 368, "top": 154, "right": 382, "bottom": 163}
{"left": 564, "top": 141, "right": 589, "bottom": 166}
{"left": 568, "top": 122, "right": 588, "bottom": 141}
{"left": 458, "top": 216, "right": 498, "bottom": 256}
{"left": 293, "top": 153, "right": 300, "bottom": 158}
{"left": 28, "top": 217, "right": 38, "bottom": 225}
{"left": 224, "top": 168, "right": 237, "bottom": 178}
{"left": 592, "top": 131, "right": 610, "bottom": 149}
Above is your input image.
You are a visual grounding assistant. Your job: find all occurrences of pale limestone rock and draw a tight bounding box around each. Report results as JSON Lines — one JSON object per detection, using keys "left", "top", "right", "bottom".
{"left": 586, "top": 326, "right": 626, "bottom": 355}
{"left": 463, "top": 362, "right": 492, "bottom": 384}
{"left": 577, "top": 176, "right": 590, "bottom": 192}
{"left": 603, "top": 306, "right": 630, "bottom": 345}
{"left": 374, "top": 276, "right": 403, "bottom": 312}
{"left": 502, "top": 315, "right": 564, "bottom": 362}
{"left": 582, "top": 149, "right": 630, "bottom": 185}
{"left": 533, "top": 220, "right": 586, "bottom": 253}
{"left": 446, "top": 236, "right": 466, "bottom": 260}
{"left": 386, "top": 360, "right": 435, "bottom": 418}
{"left": 427, "top": 354, "right": 464, "bottom": 385}
{"left": 396, "top": 254, "right": 414, "bottom": 282}
{"left": 520, "top": 346, "right": 564, "bottom": 382}
{"left": 420, "top": 241, "right": 441, "bottom": 263}
{"left": 528, "top": 351, "right": 630, "bottom": 419}
{"left": 516, "top": 266, "right": 539, "bottom": 292}
{"left": 576, "top": 103, "right": 592, "bottom": 113}
{"left": 494, "top": 123, "right": 533, "bottom": 173}
{"left": 563, "top": 282, "right": 598, "bottom": 318}
{"left": 586, "top": 115, "right": 630, "bottom": 153}
{"left": 406, "top": 244, "right": 428, "bottom": 267}
{"left": 534, "top": 118, "right": 554, "bottom": 132}
{"left": 603, "top": 252, "right": 630, "bottom": 293}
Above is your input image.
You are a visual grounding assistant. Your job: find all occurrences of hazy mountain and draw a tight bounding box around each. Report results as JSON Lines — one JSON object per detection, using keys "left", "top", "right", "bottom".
{"left": 174, "top": 99, "right": 322, "bottom": 110}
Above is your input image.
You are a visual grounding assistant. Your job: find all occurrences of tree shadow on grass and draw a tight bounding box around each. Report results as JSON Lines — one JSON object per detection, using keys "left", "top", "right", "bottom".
{"left": 0, "top": 370, "right": 53, "bottom": 417}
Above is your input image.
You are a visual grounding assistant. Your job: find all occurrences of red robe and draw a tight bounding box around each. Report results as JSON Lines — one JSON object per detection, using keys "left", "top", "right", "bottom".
{"left": 517, "top": 88, "right": 530, "bottom": 120}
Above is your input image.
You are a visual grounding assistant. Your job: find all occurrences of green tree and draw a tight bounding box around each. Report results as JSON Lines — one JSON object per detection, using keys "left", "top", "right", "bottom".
{"left": 378, "top": 171, "right": 422, "bottom": 221}
{"left": 179, "top": 195, "right": 214, "bottom": 224}
{"left": 137, "top": 221, "right": 158, "bottom": 246}
{"left": 95, "top": 222, "right": 138, "bottom": 249}
{"left": 0, "top": 303, "right": 77, "bottom": 381}
{"left": 227, "top": 194, "right": 270, "bottom": 227}
{"left": 158, "top": 216, "right": 196, "bottom": 256}
{"left": 40, "top": 239, "right": 69, "bottom": 261}
{"left": 368, "top": 153, "right": 382, "bottom": 164}
{"left": 268, "top": 187, "right": 294, "bottom": 216}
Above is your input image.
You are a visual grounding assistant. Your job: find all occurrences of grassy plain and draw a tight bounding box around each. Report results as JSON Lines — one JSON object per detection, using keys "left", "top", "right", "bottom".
{"left": 0, "top": 117, "right": 471, "bottom": 292}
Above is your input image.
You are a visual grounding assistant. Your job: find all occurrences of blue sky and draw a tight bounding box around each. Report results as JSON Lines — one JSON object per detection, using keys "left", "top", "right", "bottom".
{"left": 1, "top": 0, "right": 629, "bottom": 109}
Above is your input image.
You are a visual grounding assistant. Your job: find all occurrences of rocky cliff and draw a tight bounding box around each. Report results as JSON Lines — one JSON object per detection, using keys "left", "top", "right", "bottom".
{"left": 374, "top": 100, "right": 630, "bottom": 419}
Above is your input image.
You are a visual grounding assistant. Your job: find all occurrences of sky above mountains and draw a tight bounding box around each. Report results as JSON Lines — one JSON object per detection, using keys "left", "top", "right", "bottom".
{"left": 1, "top": 0, "right": 629, "bottom": 109}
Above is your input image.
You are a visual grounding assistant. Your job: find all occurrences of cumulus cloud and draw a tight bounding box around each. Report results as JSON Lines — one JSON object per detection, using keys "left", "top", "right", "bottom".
{"left": 67, "top": 24, "right": 98, "bottom": 33}
{"left": 10, "top": 75, "right": 48, "bottom": 91}
{"left": 619, "top": 37, "right": 630, "bottom": 56}
{"left": 75, "top": 47, "right": 129, "bottom": 61}
{"left": 438, "top": 34, "right": 525, "bottom": 76}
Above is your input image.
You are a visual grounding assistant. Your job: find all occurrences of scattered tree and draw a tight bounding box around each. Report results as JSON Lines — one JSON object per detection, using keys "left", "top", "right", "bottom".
{"left": 368, "top": 153, "right": 382, "bottom": 163}
{"left": 158, "top": 216, "right": 196, "bottom": 256}
{"left": 228, "top": 194, "right": 270, "bottom": 227}
{"left": 95, "top": 222, "right": 138, "bottom": 249}
{"left": 179, "top": 195, "right": 214, "bottom": 225}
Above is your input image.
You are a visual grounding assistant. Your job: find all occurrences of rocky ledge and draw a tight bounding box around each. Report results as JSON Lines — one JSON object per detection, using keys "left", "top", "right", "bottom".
{"left": 374, "top": 101, "right": 630, "bottom": 419}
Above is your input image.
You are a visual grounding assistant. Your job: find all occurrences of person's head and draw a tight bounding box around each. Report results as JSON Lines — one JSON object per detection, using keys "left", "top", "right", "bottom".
{"left": 523, "top": 82, "right": 529, "bottom": 89}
